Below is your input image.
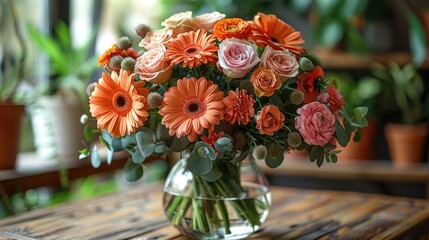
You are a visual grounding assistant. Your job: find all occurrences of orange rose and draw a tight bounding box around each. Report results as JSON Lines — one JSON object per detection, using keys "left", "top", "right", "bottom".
{"left": 256, "top": 105, "right": 285, "bottom": 135}
{"left": 250, "top": 67, "right": 281, "bottom": 97}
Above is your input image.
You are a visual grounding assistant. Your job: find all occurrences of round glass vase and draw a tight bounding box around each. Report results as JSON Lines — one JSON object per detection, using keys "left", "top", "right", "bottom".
{"left": 162, "top": 154, "right": 271, "bottom": 239}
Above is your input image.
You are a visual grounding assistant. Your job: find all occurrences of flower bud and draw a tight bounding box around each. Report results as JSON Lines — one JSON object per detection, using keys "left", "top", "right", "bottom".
{"left": 135, "top": 24, "right": 151, "bottom": 37}
{"left": 86, "top": 82, "right": 96, "bottom": 96}
{"left": 108, "top": 55, "right": 123, "bottom": 71}
{"left": 231, "top": 131, "right": 247, "bottom": 149}
{"left": 287, "top": 132, "right": 302, "bottom": 148}
{"left": 80, "top": 114, "right": 89, "bottom": 124}
{"left": 299, "top": 57, "right": 314, "bottom": 72}
{"left": 147, "top": 92, "right": 163, "bottom": 108}
{"left": 252, "top": 145, "right": 267, "bottom": 161}
{"left": 121, "top": 57, "right": 136, "bottom": 72}
{"left": 117, "top": 36, "right": 132, "bottom": 50}
{"left": 290, "top": 90, "right": 304, "bottom": 105}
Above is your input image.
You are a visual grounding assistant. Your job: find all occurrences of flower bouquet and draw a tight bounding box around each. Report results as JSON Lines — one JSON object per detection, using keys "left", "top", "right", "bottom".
{"left": 80, "top": 11, "right": 368, "bottom": 239}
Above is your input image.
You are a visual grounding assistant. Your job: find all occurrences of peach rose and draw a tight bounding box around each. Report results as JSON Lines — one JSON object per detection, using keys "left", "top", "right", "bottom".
{"left": 250, "top": 67, "right": 281, "bottom": 97}
{"left": 256, "top": 105, "right": 285, "bottom": 135}
{"left": 261, "top": 46, "right": 299, "bottom": 82}
{"left": 161, "top": 11, "right": 195, "bottom": 36}
{"left": 190, "top": 11, "right": 226, "bottom": 31}
{"left": 135, "top": 44, "right": 172, "bottom": 84}
{"left": 217, "top": 38, "right": 260, "bottom": 78}
{"left": 139, "top": 29, "right": 174, "bottom": 50}
{"left": 295, "top": 102, "right": 335, "bottom": 146}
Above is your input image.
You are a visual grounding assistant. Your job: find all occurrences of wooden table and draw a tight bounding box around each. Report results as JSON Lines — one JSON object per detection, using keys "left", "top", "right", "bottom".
{"left": 1, "top": 183, "right": 429, "bottom": 239}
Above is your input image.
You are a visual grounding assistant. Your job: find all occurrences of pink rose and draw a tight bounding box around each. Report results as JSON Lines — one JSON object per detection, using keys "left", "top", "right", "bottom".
{"left": 250, "top": 67, "right": 281, "bottom": 97}
{"left": 135, "top": 44, "right": 173, "bottom": 84}
{"left": 190, "top": 11, "right": 226, "bottom": 31}
{"left": 256, "top": 105, "right": 285, "bottom": 135}
{"left": 217, "top": 38, "right": 260, "bottom": 78}
{"left": 139, "top": 29, "right": 174, "bottom": 50}
{"left": 295, "top": 102, "right": 335, "bottom": 146}
{"left": 261, "top": 46, "right": 299, "bottom": 82}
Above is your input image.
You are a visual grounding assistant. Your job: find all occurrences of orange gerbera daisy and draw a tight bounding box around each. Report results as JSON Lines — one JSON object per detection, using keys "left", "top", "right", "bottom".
{"left": 251, "top": 13, "right": 305, "bottom": 56}
{"left": 165, "top": 29, "right": 217, "bottom": 69}
{"left": 158, "top": 77, "right": 224, "bottom": 142}
{"left": 89, "top": 69, "right": 149, "bottom": 137}
{"left": 223, "top": 89, "right": 255, "bottom": 125}
{"left": 97, "top": 44, "right": 125, "bottom": 67}
{"left": 213, "top": 18, "right": 252, "bottom": 40}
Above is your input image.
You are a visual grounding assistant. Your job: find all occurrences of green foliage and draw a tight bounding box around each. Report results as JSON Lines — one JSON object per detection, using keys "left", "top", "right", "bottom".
{"left": 372, "top": 62, "right": 427, "bottom": 124}
{"left": 27, "top": 21, "right": 97, "bottom": 107}
{"left": 123, "top": 159, "right": 144, "bottom": 182}
{"left": 265, "top": 154, "right": 284, "bottom": 168}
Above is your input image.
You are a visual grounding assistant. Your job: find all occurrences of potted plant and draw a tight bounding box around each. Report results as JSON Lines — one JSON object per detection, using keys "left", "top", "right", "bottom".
{"left": 328, "top": 72, "right": 382, "bottom": 160}
{"left": 372, "top": 61, "right": 428, "bottom": 167}
{"left": 0, "top": 0, "right": 27, "bottom": 169}
{"left": 27, "top": 21, "right": 97, "bottom": 161}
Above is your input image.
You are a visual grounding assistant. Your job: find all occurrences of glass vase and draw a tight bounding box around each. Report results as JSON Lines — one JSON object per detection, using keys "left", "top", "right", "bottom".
{"left": 162, "top": 153, "right": 271, "bottom": 239}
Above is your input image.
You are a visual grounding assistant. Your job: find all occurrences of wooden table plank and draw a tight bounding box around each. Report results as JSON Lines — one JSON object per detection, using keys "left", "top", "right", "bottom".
{"left": 1, "top": 183, "right": 429, "bottom": 239}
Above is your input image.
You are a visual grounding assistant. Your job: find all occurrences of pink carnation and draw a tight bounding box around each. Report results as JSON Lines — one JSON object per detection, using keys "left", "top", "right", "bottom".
{"left": 295, "top": 102, "right": 335, "bottom": 146}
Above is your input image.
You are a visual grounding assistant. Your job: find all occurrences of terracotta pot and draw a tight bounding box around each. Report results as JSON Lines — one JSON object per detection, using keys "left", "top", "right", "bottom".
{"left": 338, "top": 119, "right": 378, "bottom": 161}
{"left": 384, "top": 123, "right": 428, "bottom": 168}
{"left": 0, "top": 103, "right": 25, "bottom": 169}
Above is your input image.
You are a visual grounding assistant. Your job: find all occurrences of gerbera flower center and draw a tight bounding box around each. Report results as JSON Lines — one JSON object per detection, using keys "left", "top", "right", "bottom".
{"left": 270, "top": 36, "right": 280, "bottom": 43}
{"left": 183, "top": 99, "right": 206, "bottom": 119}
{"left": 185, "top": 47, "right": 198, "bottom": 54}
{"left": 112, "top": 90, "right": 133, "bottom": 115}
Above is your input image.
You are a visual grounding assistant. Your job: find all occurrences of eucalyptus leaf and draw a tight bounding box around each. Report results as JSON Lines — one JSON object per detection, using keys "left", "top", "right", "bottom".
{"left": 90, "top": 145, "right": 101, "bottom": 168}
{"left": 268, "top": 94, "right": 284, "bottom": 109}
{"left": 138, "top": 143, "right": 155, "bottom": 158}
{"left": 106, "top": 149, "right": 114, "bottom": 165}
{"left": 171, "top": 136, "right": 191, "bottom": 152}
{"left": 187, "top": 152, "right": 213, "bottom": 176}
{"left": 154, "top": 143, "right": 166, "bottom": 153}
{"left": 132, "top": 147, "right": 145, "bottom": 164}
{"left": 265, "top": 154, "right": 284, "bottom": 168}
{"left": 194, "top": 142, "right": 216, "bottom": 160}
{"left": 123, "top": 159, "right": 143, "bottom": 182}
{"left": 231, "top": 150, "right": 249, "bottom": 164}
{"left": 135, "top": 131, "right": 155, "bottom": 146}
{"left": 353, "top": 127, "right": 363, "bottom": 142}
{"left": 156, "top": 123, "right": 171, "bottom": 141}
{"left": 309, "top": 146, "right": 324, "bottom": 163}
{"left": 202, "top": 166, "right": 223, "bottom": 182}
{"left": 335, "top": 119, "right": 349, "bottom": 147}
{"left": 98, "top": 135, "right": 110, "bottom": 150}
{"left": 214, "top": 137, "right": 233, "bottom": 153}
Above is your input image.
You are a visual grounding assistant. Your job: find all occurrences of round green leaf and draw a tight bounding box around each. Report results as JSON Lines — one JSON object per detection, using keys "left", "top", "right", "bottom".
{"left": 123, "top": 159, "right": 143, "bottom": 182}
{"left": 203, "top": 166, "right": 223, "bottom": 182}
{"left": 90, "top": 145, "right": 101, "bottom": 168}
{"left": 265, "top": 154, "right": 284, "bottom": 168}
{"left": 187, "top": 152, "right": 213, "bottom": 176}
{"left": 171, "top": 136, "right": 190, "bottom": 151}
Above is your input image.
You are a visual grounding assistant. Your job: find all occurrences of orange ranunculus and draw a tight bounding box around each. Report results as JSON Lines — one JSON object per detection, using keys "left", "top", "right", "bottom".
{"left": 256, "top": 105, "right": 285, "bottom": 135}
{"left": 250, "top": 67, "right": 281, "bottom": 97}
{"left": 213, "top": 18, "right": 252, "bottom": 40}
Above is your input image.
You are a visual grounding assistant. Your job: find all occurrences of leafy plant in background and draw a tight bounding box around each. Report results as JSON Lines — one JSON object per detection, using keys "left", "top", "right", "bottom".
{"left": 287, "top": 0, "right": 428, "bottom": 66}
{"left": 370, "top": 61, "right": 429, "bottom": 124}
{"left": 27, "top": 21, "right": 97, "bottom": 108}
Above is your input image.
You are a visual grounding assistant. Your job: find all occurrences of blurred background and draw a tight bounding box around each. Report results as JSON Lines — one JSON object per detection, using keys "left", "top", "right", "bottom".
{"left": 1, "top": 0, "right": 429, "bottom": 218}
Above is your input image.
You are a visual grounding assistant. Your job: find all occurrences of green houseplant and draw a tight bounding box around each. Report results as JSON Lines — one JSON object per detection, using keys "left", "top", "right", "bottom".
{"left": 0, "top": 0, "right": 27, "bottom": 169}
{"left": 27, "top": 21, "right": 97, "bottom": 161}
{"left": 328, "top": 72, "right": 382, "bottom": 160}
{"left": 371, "top": 61, "right": 428, "bottom": 166}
